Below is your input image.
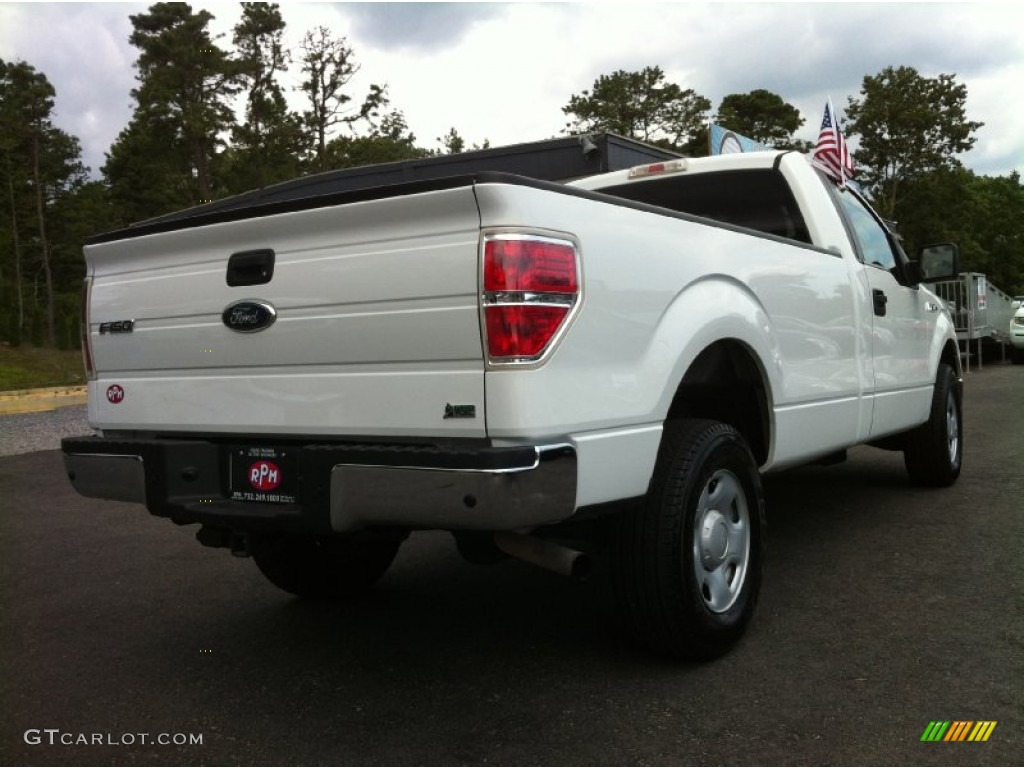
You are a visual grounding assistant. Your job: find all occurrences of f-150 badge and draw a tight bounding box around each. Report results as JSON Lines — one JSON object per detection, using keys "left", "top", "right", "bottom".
{"left": 99, "top": 319, "right": 134, "bottom": 334}
{"left": 444, "top": 403, "right": 476, "bottom": 419}
{"left": 222, "top": 300, "right": 276, "bottom": 333}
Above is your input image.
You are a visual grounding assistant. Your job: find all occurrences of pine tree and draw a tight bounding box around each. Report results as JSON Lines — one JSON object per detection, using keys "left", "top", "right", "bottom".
{"left": 562, "top": 66, "right": 710, "bottom": 154}
{"left": 715, "top": 90, "right": 806, "bottom": 148}
{"left": 324, "top": 110, "right": 428, "bottom": 168}
{"left": 226, "top": 2, "right": 303, "bottom": 191}
{"left": 0, "top": 59, "right": 86, "bottom": 346}
{"left": 106, "top": 2, "right": 240, "bottom": 218}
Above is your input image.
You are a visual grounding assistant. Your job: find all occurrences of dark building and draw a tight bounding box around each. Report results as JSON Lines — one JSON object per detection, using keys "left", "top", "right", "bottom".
{"left": 136, "top": 133, "right": 681, "bottom": 230}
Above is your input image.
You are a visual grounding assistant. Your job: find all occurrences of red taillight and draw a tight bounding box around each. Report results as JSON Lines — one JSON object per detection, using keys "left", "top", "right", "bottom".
{"left": 485, "top": 305, "right": 570, "bottom": 359}
{"left": 482, "top": 234, "right": 579, "bottom": 364}
{"left": 484, "top": 238, "right": 578, "bottom": 294}
{"left": 81, "top": 277, "right": 96, "bottom": 380}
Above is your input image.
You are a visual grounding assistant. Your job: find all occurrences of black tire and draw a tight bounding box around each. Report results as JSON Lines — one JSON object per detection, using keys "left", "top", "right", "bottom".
{"left": 250, "top": 533, "right": 400, "bottom": 598}
{"left": 903, "top": 362, "right": 963, "bottom": 487}
{"left": 1012, "top": 347, "right": 1024, "bottom": 365}
{"left": 611, "top": 419, "right": 765, "bottom": 661}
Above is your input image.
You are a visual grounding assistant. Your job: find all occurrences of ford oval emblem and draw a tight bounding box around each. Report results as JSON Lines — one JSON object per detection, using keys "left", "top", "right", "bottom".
{"left": 222, "top": 300, "right": 277, "bottom": 333}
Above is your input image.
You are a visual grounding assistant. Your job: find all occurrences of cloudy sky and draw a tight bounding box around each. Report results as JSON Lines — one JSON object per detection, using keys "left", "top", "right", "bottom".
{"left": 1, "top": 2, "right": 1021, "bottom": 180}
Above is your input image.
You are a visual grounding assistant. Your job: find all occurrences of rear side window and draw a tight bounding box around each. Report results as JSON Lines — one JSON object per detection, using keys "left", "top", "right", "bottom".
{"left": 595, "top": 169, "right": 811, "bottom": 244}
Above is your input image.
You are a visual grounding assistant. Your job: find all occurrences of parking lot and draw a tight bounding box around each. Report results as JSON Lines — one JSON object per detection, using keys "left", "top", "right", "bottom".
{"left": 1, "top": 363, "right": 1021, "bottom": 766}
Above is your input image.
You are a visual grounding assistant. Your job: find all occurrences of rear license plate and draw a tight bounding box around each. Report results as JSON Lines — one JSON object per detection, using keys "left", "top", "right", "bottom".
{"left": 230, "top": 447, "right": 298, "bottom": 504}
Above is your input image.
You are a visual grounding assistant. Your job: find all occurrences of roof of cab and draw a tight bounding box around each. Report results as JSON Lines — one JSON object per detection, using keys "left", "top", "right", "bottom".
{"left": 569, "top": 149, "right": 792, "bottom": 191}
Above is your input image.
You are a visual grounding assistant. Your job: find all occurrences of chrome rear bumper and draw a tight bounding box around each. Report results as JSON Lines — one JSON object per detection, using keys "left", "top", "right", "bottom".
{"left": 330, "top": 445, "right": 576, "bottom": 531}
{"left": 62, "top": 437, "right": 577, "bottom": 533}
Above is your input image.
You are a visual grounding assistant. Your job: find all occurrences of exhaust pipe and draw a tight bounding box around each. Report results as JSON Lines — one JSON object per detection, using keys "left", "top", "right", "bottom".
{"left": 493, "top": 532, "right": 591, "bottom": 580}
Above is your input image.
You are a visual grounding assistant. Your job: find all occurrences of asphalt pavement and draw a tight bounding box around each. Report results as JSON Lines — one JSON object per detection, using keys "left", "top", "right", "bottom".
{"left": 1, "top": 364, "right": 1021, "bottom": 766}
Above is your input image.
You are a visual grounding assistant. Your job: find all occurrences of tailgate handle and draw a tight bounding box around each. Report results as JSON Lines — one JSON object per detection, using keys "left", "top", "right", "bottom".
{"left": 227, "top": 249, "right": 275, "bottom": 287}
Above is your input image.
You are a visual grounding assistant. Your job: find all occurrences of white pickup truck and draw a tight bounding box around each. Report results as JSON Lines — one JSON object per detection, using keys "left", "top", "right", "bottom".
{"left": 63, "top": 150, "right": 963, "bottom": 659}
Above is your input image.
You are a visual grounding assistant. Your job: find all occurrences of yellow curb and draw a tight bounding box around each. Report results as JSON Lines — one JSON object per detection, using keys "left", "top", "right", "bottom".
{"left": 0, "top": 386, "right": 88, "bottom": 415}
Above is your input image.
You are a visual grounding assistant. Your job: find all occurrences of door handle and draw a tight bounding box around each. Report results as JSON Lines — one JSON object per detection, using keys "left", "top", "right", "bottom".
{"left": 872, "top": 289, "right": 888, "bottom": 317}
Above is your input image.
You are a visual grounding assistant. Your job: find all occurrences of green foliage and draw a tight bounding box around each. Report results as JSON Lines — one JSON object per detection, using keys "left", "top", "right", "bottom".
{"left": 894, "top": 169, "right": 1023, "bottom": 294}
{"left": 103, "top": 114, "right": 190, "bottom": 225}
{"left": 715, "top": 89, "right": 805, "bottom": 148}
{"left": 562, "top": 66, "right": 710, "bottom": 154}
{"left": 846, "top": 66, "right": 982, "bottom": 219}
{"left": 436, "top": 127, "right": 490, "bottom": 155}
{"left": 225, "top": 2, "right": 304, "bottom": 191}
{"left": 4, "top": 8, "right": 1019, "bottom": 351}
{"left": 49, "top": 181, "right": 117, "bottom": 286}
{"left": 324, "top": 111, "right": 428, "bottom": 169}
{"left": 105, "top": 2, "right": 241, "bottom": 218}
{"left": 0, "top": 344, "right": 85, "bottom": 390}
{"left": 438, "top": 127, "right": 465, "bottom": 155}
{"left": 0, "top": 59, "right": 89, "bottom": 347}
{"left": 965, "top": 172, "right": 1024, "bottom": 294}
{"left": 845, "top": 66, "right": 1006, "bottom": 289}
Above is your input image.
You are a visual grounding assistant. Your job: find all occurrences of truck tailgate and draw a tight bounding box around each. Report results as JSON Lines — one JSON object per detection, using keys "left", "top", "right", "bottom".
{"left": 85, "top": 186, "right": 485, "bottom": 438}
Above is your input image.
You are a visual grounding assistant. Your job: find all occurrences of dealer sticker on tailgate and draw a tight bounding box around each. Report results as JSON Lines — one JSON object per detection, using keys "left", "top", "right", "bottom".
{"left": 230, "top": 447, "right": 298, "bottom": 504}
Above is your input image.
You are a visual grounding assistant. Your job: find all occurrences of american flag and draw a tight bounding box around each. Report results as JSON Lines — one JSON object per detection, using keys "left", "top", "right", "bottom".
{"left": 812, "top": 100, "right": 855, "bottom": 183}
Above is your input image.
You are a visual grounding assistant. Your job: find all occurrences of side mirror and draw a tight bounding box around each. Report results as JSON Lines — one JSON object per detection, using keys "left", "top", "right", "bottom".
{"left": 916, "top": 243, "right": 960, "bottom": 283}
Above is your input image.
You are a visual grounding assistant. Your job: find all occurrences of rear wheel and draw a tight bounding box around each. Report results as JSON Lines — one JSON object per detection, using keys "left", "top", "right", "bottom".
{"left": 903, "top": 363, "right": 963, "bottom": 487}
{"left": 250, "top": 533, "right": 401, "bottom": 598}
{"left": 611, "top": 419, "right": 765, "bottom": 660}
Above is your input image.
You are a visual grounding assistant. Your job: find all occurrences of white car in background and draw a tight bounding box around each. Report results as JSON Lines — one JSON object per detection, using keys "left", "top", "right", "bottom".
{"left": 1011, "top": 301, "right": 1024, "bottom": 364}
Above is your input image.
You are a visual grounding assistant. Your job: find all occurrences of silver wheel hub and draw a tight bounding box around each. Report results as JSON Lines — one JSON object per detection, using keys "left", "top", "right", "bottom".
{"left": 692, "top": 470, "right": 750, "bottom": 613}
{"left": 946, "top": 391, "right": 959, "bottom": 462}
{"left": 700, "top": 511, "right": 730, "bottom": 568}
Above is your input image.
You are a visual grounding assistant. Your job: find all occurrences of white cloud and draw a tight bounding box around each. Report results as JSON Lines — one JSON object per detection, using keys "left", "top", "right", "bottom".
{"left": 341, "top": 2, "right": 502, "bottom": 52}
{"left": 1, "top": 2, "right": 1020, "bottom": 178}
{"left": 1, "top": 2, "right": 141, "bottom": 174}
